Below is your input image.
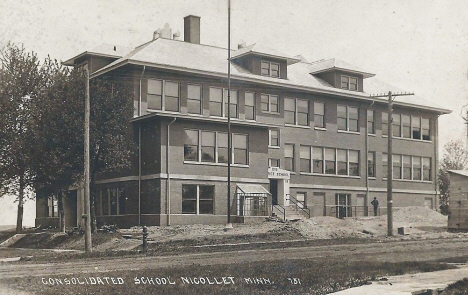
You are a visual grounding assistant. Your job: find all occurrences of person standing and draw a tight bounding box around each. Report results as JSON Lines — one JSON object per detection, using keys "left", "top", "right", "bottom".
{"left": 371, "top": 197, "right": 379, "bottom": 216}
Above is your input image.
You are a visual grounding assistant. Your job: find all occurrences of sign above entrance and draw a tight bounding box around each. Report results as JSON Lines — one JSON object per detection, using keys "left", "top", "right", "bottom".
{"left": 268, "top": 167, "right": 290, "bottom": 179}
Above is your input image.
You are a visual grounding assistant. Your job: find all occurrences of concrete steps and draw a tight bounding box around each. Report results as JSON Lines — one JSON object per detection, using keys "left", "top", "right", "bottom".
{"left": 284, "top": 205, "right": 308, "bottom": 221}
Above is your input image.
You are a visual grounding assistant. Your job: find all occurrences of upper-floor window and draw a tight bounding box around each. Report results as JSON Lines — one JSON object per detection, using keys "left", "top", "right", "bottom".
{"left": 367, "top": 110, "right": 375, "bottom": 134}
{"left": 341, "top": 75, "right": 358, "bottom": 91}
{"left": 314, "top": 102, "right": 325, "bottom": 128}
{"left": 300, "top": 145, "right": 311, "bottom": 173}
{"left": 305, "top": 147, "right": 360, "bottom": 176}
{"left": 284, "top": 144, "right": 295, "bottom": 172}
{"left": 383, "top": 153, "right": 431, "bottom": 181}
{"left": 368, "top": 151, "right": 375, "bottom": 178}
{"left": 209, "top": 87, "right": 238, "bottom": 118}
{"left": 337, "top": 105, "right": 359, "bottom": 132}
{"left": 245, "top": 92, "right": 256, "bottom": 120}
{"left": 269, "top": 129, "right": 280, "bottom": 147}
{"left": 268, "top": 158, "right": 280, "bottom": 168}
{"left": 285, "top": 98, "right": 309, "bottom": 126}
{"left": 147, "top": 79, "right": 180, "bottom": 112}
{"left": 184, "top": 129, "right": 248, "bottom": 165}
{"left": 384, "top": 113, "right": 431, "bottom": 141}
{"left": 261, "top": 94, "right": 279, "bottom": 113}
{"left": 187, "top": 84, "right": 202, "bottom": 114}
{"left": 261, "top": 61, "right": 280, "bottom": 78}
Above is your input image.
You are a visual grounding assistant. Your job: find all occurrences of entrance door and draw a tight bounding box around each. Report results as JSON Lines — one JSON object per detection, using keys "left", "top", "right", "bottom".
{"left": 270, "top": 180, "right": 278, "bottom": 205}
{"left": 335, "top": 193, "right": 351, "bottom": 219}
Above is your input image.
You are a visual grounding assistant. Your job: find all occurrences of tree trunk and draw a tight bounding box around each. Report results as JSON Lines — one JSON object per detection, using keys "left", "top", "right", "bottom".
{"left": 16, "top": 174, "right": 25, "bottom": 234}
{"left": 58, "top": 192, "right": 66, "bottom": 233}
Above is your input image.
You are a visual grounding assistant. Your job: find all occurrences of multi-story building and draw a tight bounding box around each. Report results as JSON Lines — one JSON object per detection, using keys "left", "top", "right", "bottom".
{"left": 35, "top": 15, "right": 450, "bottom": 228}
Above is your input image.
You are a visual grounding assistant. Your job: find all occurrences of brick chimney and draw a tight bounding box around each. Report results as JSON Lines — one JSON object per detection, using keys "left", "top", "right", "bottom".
{"left": 184, "top": 15, "right": 200, "bottom": 44}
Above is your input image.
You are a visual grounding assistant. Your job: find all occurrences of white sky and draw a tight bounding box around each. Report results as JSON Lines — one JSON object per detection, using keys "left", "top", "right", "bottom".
{"left": 0, "top": 0, "right": 467, "bottom": 225}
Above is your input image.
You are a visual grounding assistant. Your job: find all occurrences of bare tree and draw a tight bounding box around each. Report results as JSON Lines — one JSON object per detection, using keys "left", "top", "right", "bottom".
{"left": 438, "top": 139, "right": 468, "bottom": 214}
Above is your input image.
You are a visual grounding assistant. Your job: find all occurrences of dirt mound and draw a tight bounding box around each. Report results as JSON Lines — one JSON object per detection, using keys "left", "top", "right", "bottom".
{"left": 293, "top": 217, "right": 368, "bottom": 239}
{"left": 392, "top": 206, "right": 447, "bottom": 224}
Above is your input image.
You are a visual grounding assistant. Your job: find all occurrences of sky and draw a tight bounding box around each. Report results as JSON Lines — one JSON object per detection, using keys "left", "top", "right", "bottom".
{"left": 0, "top": 0, "right": 467, "bottom": 225}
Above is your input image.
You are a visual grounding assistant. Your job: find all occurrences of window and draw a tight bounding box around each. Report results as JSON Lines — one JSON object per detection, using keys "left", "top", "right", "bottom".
{"left": 313, "top": 146, "right": 323, "bottom": 174}
{"left": 314, "top": 102, "right": 325, "bottom": 128}
{"left": 201, "top": 131, "right": 216, "bottom": 163}
{"left": 337, "top": 105, "right": 359, "bottom": 132}
{"left": 423, "top": 157, "right": 431, "bottom": 181}
{"left": 422, "top": 118, "right": 430, "bottom": 141}
{"left": 261, "top": 61, "right": 280, "bottom": 78}
{"left": 46, "top": 196, "right": 58, "bottom": 217}
{"left": 184, "top": 130, "right": 199, "bottom": 161}
{"left": 217, "top": 133, "right": 228, "bottom": 164}
{"left": 382, "top": 112, "right": 388, "bottom": 136}
{"left": 182, "top": 184, "right": 214, "bottom": 214}
{"left": 412, "top": 156, "right": 421, "bottom": 180}
{"left": 269, "top": 158, "right": 280, "bottom": 167}
{"left": 284, "top": 144, "right": 295, "bottom": 171}
{"left": 187, "top": 84, "right": 202, "bottom": 114}
{"left": 337, "top": 149, "right": 347, "bottom": 175}
{"left": 341, "top": 75, "right": 358, "bottom": 91}
{"left": 368, "top": 152, "right": 375, "bottom": 178}
{"left": 325, "top": 148, "right": 336, "bottom": 174}
{"left": 300, "top": 145, "right": 311, "bottom": 173}
{"left": 98, "top": 188, "right": 125, "bottom": 216}
{"left": 209, "top": 88, "right": 223, "bottom": 116}
{"left": 402, "top": 115, "right": 411, "bottom": 138}
{"left": 349, "top": 150, "right": 359, "bottom": 176}
{"left": 209, "top": 87, "right": 238, "bottom": 118}
{"left": 147, "top": 79, "right": 180, "bottom": 112}
{"left": 412, "top": 116, "right": 421, "bottom": 140}
{"left": 382, "top": 153, "right": 388, "bottom": 179}
{"left": 285, "top": 98, "right": 309, "bottom": 126}
{"left": 184, "top": 130, "right": 249, "bottom": 165}
{"left": 269, "top": 129, "right": 279, "bottom": 147}
{"left": 233, "top": 134, "right": 248, "bottom": 165}
{"left": 393, "top": 154, "right": 402, "bottom": 179}
{"left": 261, "top": 94, "right": 279, "bottom": 113}
{"left": 245, "top": 92, "right": 256, "bottom": 120}
{"left": 367, "top": 110, "right": 374, "bottom": 134}
{"left": 392, "top": 114, "right": 401, "bottom": 137}
{"left": 402, "top": 155, "right": 412, "bottom": 180}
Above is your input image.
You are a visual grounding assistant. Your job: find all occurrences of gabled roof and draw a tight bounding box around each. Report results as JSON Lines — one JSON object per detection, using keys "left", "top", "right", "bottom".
{"left": 89, "top": 38, "right": 451, "bottom": 114}
{"left": 62, "top": 43, "right": 134, "bottom": 66}
{"left": 309, "top": 58, "right": 376, "bottom": 78}
{"left": 448, "top": 170, "right": 468, "bottom": 177}
{"left": 231, "top": 43, "right": 301, "bottom": 65}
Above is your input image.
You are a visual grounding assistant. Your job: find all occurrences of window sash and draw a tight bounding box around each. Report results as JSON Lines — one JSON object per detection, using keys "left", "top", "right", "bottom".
{"left": 147, "top": 79, "right": 179, "bottom": 112}
{"left": 368, "top": 152, "right": 375, "bottom": 178}
{"left": 284, "top": 144, "right": 294, "bottom": 172}
{"left": 245, "top": 92, "right": 256, "bottom": 120}
{"left": 269, "top": 129, "right": 279, "bottom": 147}
{"left": 367, "top": 110, "right": 375, "bottom": 134}
{"left": 187, "top": 84, "right": 202, "bottom": 114}
{"left": 261, "top": 94, "right": 279, "bottom": 113}
{"left": 182, "top": 185, "right": 214, "bottom": 215}
{"left": 338, "top": 105, "right": 359, "bottom": 132}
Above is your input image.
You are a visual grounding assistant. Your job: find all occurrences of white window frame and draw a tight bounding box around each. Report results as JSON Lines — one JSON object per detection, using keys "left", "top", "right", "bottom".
{"left": 147, "top": 79, "right": 180, "bottom": 112}
{"left": 261, "top": 60, "right": 280, "bottom": 78}
{"left": 337, "top": 105, "right": 359, "bottom": 133}
{"left": 261, "top": 93, "right": 280, "bottom": 114}
{"left": 182, "top": 184, "right": 215, "bottom": 215}
{"left": 341, "top": 75, "right": 358, "bottom": 91}
{"left": 209, "top": 87, "right": 238, "bottom": 118}
{"left": 187, "top": 84, "right": 202, "bottom": 115}
{"left": 269, "top": 129, "right": 280, "bottom": 147}
{"left": 244, "top": 91, "right": 256, "bottom": 121}
{"left": 284, "top": 97, "right": 309, "bottom": 127}
{"left": 184, "top": 129, "right": 248, "bottom": 166}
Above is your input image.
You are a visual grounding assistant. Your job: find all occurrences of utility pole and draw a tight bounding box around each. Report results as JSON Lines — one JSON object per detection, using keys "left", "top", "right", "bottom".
{"left": 225, "top": 0, "right": 233, "bottom": 229}
{"left": 84, "top": 69, "right": 92, "bottom": 252}
{"left": 370, "top": 91, "right": 413, "bottom": 236}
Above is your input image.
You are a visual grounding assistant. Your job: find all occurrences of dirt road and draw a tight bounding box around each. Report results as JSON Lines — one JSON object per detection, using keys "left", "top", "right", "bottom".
{"left": 0, "top": 238, "right": 467, "bottom": 279}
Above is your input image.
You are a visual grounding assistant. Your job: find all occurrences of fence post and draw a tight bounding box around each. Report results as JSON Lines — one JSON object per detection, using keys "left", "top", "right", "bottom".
{"left": 142, "top": 226, "right": 148, "bottom": 253}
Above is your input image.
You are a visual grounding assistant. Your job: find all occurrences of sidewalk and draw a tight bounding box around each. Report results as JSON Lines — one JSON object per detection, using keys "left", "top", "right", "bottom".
{"left": 331, "top": 264, "right": 468, "bottom": 295}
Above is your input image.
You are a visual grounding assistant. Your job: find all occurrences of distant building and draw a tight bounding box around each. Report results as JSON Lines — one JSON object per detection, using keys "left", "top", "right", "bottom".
{"left": 447, "top": 170, "right": 468, "bottom": 231}
{"left": 35, "top": 15, "right": 451, "bottom": 229}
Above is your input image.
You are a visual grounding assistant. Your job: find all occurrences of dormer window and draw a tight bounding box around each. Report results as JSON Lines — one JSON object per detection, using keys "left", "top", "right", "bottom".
{"left": 341, "top": 75, "right": 358, "bottom": 91}
{"left": 261, "top": 61, "right": 280, "bottom": 78}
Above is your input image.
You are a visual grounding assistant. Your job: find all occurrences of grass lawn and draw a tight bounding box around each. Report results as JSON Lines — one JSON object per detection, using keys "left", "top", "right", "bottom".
{"left": 4, "top": 256, "right": 454, "bottom": 295}
{"left": 442, "top": 278, "right": 468, "bottom": 295}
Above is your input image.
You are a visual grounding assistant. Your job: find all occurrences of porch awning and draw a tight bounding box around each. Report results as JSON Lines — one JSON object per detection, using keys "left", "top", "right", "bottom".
{"left": 236, "top": 184, "right": 270, "bottom": 195}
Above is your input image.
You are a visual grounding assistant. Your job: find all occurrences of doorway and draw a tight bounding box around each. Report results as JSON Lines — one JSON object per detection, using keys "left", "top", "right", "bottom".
{"left": 270, "top": 180, "right": 278, "bottom": 205}
{"left": 335, "top": 193, "right": 351, "bottom": 219}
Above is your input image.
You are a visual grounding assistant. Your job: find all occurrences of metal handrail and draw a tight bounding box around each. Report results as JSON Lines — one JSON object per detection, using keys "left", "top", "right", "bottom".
{"left": 271, "top": 204, "right": 286, "bottom": 221}
{"left": 287, "top": 194, "right": 310, "bottom": 218}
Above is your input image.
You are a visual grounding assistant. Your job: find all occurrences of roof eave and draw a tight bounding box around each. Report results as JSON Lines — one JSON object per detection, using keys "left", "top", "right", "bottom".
{"left": 93, "top": 59, "right": 451, "bottom": 114}
{"left": 310, "top": 67, "right": 376, "bottom": 78}
{"left": 62, "top": 51, "right": 123, "bottom": 67}
{"left": 231, "top": 51, "right": 301, "bottom": 65}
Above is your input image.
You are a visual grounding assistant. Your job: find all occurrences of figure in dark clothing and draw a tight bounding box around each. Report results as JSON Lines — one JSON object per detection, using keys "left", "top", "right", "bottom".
{"left": 371, "top": 197, "right": 379, "bottom": 216}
